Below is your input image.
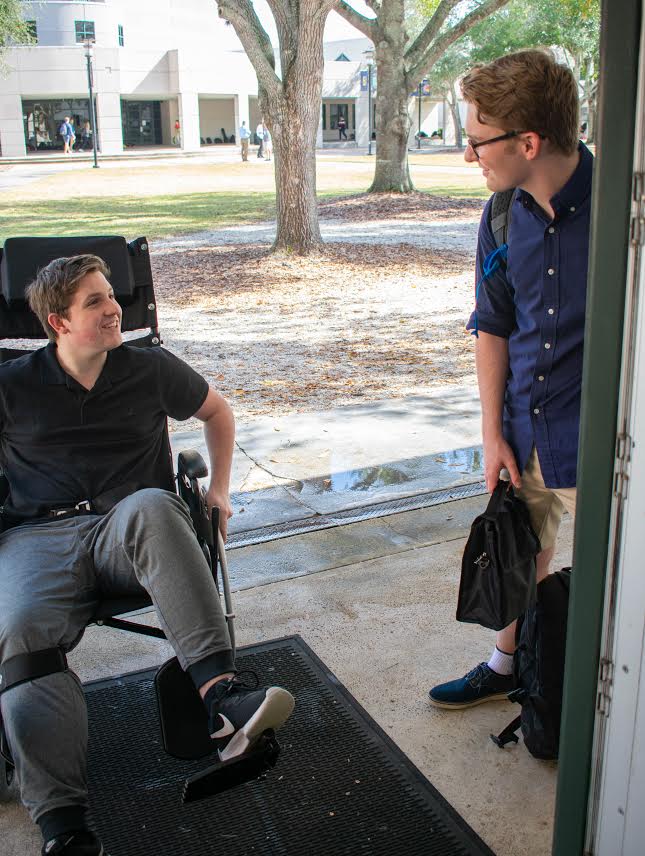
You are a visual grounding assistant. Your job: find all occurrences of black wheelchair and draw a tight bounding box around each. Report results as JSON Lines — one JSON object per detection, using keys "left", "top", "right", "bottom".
{"left": 0, "top": 236, "right": 280, "bottom": 805}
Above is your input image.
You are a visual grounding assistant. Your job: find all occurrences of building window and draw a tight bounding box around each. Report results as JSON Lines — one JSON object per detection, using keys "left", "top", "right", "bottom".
{"left": 118, "top": 24, "right": 124, "bottom": 46}
{"left": 75, "top": 20, "right": 96, "bottom": 43}
{"left": 322, "top": 104, "right": 326, "bottom": 131}
{"left": 335, "top": 53, "right": 350, "bottom": 62}
{"left": 26, "top": 20, "right": 38, "bottom": 42}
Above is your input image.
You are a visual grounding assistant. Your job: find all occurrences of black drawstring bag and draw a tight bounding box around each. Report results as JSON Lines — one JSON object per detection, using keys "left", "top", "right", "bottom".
{"left": 456, "top": 480, "right": 541, "bottom": 631}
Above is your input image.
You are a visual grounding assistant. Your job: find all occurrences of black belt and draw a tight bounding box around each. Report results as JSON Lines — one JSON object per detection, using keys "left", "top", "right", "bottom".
{"left": 47, "top": 500, "right": 94, "bottom": 520}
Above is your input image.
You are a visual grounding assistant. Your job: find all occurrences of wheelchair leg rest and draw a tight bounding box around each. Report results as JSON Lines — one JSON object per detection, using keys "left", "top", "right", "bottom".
{"left": 182, "top": 730, "right": 281, "bottom": 803}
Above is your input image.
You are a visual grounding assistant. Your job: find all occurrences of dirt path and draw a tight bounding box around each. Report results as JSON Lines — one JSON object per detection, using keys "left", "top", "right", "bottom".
{"left": 150, "top": 193, "right": 484, "bottom": 431}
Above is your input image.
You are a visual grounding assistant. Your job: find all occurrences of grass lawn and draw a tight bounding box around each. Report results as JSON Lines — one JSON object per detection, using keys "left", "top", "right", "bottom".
{"left": 1, "top": 156, "right": 487, "bottom": 239}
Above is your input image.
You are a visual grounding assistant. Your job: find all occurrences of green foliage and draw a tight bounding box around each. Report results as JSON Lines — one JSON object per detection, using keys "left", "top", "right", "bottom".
{"left": 425, "top": 0, "right": 600, "bottom": 94}
{"left": 0, "top": 0, "right": 34, "bottom": 48}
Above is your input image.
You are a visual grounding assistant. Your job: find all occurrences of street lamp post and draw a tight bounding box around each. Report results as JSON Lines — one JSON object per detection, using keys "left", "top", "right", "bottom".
{"left": 363, "top": 48, "right": 374, "bottom": 156}
{"left": 84, "top": 40, "right": 99, "bottom": 168}
{"left": 367, "top": 61, "right": 373, "bottom": 156}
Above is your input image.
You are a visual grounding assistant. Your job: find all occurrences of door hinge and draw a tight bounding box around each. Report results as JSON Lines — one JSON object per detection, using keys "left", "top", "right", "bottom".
{"left": 613, "top": 432, "right": 632, "bottom": 499}
{"left": 596, "top": 657, "right": 614, "bottom": 717}
{"left": 631, "top": 172, "right": 645, "bottom": 245}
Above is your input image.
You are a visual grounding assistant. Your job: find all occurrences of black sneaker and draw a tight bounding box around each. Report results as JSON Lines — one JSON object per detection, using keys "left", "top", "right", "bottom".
{"left": 42, "top": 830, "right": 106, "bottom": 855}
{"left": 207, "top": 671, "right": 295, "bottom": 762}
{"left": 428, "top": 662, "right": 513, "bottom": 709}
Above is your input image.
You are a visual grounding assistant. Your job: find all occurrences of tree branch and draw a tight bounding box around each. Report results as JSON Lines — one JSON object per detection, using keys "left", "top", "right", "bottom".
{"left": 216, "top": 0, "right": 282, "bottom": 99}
{"left": 335, "top": 1, "right": 378, "bottom": 40}
{"left": 405, "top": 0, "right": 461, "bottom": 74}
{"left": 266, "top": 0, "right": 298, "bottom": 79}
{"left": 407, "top": 0, "right": 511, "bottom": 82}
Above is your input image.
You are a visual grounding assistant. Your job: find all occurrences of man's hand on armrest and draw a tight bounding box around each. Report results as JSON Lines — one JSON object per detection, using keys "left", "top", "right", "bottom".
{"left": 193, "top": 388, "right": 235, "bottom": 540}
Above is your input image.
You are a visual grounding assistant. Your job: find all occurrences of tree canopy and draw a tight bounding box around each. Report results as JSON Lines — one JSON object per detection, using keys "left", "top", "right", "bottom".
{"left": 0, "top": 0, "right": 33, "bottom": 50}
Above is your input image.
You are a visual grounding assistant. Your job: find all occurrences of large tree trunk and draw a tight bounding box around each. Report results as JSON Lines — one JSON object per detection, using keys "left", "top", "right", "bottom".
{"left": 217, "top": 0, "right": 333, "bottom": 255}
{"left": 370, "top": 0, "right": 414, "bottom": 193}
{"left": 269, "top": 86, "right": 322, "bottom": 253}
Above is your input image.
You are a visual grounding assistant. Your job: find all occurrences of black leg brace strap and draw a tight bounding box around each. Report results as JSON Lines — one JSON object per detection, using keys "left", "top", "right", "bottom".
{"left": 0, "top": 648, "right": 68, "bottom": 695}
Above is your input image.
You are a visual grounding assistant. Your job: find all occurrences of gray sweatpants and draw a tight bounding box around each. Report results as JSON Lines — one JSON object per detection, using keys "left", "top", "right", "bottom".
{"left": 0, "top": 488, "right": 233, "bottom": 823}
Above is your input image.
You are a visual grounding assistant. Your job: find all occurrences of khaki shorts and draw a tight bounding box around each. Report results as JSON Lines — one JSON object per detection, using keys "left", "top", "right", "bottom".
{"left": 504, "top": 447, "right": 576, "bottom": 552}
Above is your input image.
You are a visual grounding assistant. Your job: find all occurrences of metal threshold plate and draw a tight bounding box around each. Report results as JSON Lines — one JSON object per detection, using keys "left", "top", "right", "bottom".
{"left": 228, "top": 480, "right": 487, "bottom": 549}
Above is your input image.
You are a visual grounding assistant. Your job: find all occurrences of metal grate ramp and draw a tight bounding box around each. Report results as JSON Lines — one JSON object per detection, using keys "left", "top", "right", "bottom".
{"left": 85, "top": 636, "right": 495, "bottom": 856}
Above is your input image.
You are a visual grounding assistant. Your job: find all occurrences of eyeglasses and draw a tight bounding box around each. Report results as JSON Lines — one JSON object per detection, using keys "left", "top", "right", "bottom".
{"left": 467, "top": 130, "right": 545, "bottom": 160}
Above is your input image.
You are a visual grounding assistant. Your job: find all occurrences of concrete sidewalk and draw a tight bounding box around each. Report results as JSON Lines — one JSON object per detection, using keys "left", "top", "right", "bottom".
{"left": 0, "top": 495, "right": 572, "bottom": 856}
{"left": 172, "top": 388, "right": 484, "bottom": 546}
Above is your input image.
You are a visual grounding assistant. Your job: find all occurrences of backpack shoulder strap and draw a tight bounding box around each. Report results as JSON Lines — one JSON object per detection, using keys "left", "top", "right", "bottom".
{"left": 490, "top": 189, "right": 516, "bottom": 249}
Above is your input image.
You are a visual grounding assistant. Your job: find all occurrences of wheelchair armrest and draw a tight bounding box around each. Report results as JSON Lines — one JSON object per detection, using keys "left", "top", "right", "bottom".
{"left": 177, "top": 450, "right": 208, "bottom": 480}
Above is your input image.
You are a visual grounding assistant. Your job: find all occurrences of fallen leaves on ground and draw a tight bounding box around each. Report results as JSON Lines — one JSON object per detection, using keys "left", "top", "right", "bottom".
{"left": 151, "top": 232, "right": 478, "bottom": 432}
{"left": 318, "top": 191, "right": 484, "bottom": 222}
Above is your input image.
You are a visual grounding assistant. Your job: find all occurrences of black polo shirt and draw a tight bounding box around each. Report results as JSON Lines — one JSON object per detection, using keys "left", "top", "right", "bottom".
{"left": 0, "top": 343, "right": 209, "bottom": 523}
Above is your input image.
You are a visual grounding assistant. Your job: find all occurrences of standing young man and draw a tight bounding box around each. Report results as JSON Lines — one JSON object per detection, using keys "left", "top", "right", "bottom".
{"left": 428, "top": 50, "right": 592, "bottom": 708}
{"left": 0, "top": 255, "right": 295, "bottom": 855}
{"left": 239, "top": 120, "right": 251, "bottom": 161}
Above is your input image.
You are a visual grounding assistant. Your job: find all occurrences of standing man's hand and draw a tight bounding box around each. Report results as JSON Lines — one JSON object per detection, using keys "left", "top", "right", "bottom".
{"left": 483, "top": 435, "right": 521, "bottom": 493}
{"left": 204, "top": 487, "right": 233, "bottom": 541}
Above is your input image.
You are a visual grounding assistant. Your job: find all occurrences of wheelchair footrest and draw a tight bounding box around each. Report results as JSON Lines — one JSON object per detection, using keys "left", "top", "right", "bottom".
{"left": 182, "top": 731, "right": 281, "bottom": 803}
{"left": 155, "top": 657, "right": 214, "bottom": 760}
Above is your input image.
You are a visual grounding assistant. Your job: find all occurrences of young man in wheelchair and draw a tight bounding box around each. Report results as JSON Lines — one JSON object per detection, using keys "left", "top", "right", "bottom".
{"left": 0, "top": 254, "right": 295, "bottom": 856}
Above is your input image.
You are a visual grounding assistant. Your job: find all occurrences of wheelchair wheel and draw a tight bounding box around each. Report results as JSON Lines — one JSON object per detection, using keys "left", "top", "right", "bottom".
{"left": 0, "top": 756, "right": 15, "bottom": 801}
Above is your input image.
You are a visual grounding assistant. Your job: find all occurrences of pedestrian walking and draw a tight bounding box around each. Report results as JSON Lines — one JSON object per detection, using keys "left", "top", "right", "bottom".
{"left": 239, "top": 121, "right": 251, "bottom": 161}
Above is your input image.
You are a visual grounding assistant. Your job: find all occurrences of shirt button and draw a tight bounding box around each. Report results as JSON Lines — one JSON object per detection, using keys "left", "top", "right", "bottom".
{"left": 544, "top": 342, "right": 551, "bottom": 349}
{"left": 548, "top": 227, "right": 555, "bottom": 234}
{"left": 548, "top": 308, "right": 555, "bottom": 315}
{"left": 570, "top": 205, "right": 576, "bottom": 212}
{"left": 534, "top": 408, "right": 540, "bottom": 415}
{"left": 538, "top": 375, "right": 545, "bottom": 381}
{"left": 548, "top": 268, "right": 555, "bottom": 275}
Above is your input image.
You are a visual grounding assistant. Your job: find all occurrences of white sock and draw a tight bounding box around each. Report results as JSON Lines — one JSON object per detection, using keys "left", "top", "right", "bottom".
{"left": 487, "top": 646, "right": 514, "bottom": 676}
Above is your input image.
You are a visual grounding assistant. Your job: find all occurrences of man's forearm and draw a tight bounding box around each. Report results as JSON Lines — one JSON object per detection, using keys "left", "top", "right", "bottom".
{"left": 475, "top": 332, "right": 510, "bottom": 441}
{"left": 203, "top": 402, "right": 235, "bottom": 494}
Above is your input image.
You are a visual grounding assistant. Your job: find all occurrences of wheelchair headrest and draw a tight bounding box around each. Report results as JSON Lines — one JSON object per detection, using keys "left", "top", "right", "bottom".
{"left": 1, "top": 236, "right": 136, "bottom": 308}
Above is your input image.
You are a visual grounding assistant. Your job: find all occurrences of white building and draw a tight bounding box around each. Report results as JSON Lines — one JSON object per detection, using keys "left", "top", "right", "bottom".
{"left": 0, "top": 1, "right": 449, "bottom": 159}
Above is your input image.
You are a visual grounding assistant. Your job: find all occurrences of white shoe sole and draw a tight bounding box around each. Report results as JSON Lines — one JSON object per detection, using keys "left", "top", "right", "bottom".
{"left": 218, "top": 687, "right": 295, "bottom": 762}
{"left": 428, "top": 691, "right": 511, "bottom": 710}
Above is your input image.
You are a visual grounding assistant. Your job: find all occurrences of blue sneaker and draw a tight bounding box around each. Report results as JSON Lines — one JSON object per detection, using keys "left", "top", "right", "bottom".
{"left": 428, "top": 662, "right": 513, "bottom": 709}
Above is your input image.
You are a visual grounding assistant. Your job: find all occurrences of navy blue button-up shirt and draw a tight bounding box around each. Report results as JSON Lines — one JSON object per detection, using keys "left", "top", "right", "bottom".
{"left": 467, "top": 143, "right": 593, "bottom": 488}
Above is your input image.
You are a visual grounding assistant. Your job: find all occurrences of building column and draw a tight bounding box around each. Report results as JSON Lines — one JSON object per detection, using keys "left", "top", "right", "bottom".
{"left": 234, "top": 93, "right": 250, "bottom": 143}
{"left": 0, "top": 94, "right": 27, "bottom": 158}
{"left": 355, "top": 89, "right": 369, "bottom": 148}
{"left": 178, "top": 91, "right": 200, "bottom": 152}
{"left": 95, "top": 92, "right": 123, "bottom": 155}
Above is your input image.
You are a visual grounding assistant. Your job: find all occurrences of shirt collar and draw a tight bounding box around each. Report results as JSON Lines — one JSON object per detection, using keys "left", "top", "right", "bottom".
{"left": 39, "top": 342, "right": 131, "bottom": 387}
{"left": 516, "top": 142, "right": 593, "bottom": 215}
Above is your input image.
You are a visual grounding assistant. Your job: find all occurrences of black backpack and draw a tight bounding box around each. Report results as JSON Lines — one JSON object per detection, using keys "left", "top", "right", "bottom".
{"left": 491, "top": 568, "right": 571, "bottom": 760}
{"left": 490, "top": 188, "right": 516, "bottom": 249}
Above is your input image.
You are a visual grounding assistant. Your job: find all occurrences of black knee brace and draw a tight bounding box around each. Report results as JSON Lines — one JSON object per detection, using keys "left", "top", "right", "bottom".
{"left": 0, "top": 648, "right": 68, "bottom": 766}
{"left": 0, "top": 648, "right": 68, "bottom": 695}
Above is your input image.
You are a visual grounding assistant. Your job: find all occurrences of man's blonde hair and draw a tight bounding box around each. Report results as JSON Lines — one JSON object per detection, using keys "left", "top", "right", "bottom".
{"left": 26, "top": 254, "right": 110, "bottom": 342}
{"left": 461, "top": 49, "right": 579, "bottom": 156}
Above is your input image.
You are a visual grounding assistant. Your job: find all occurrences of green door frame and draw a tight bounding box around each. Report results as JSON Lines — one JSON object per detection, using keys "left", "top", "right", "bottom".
{"left": 553, "top": 1, "right": 642, "bottom": 853}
